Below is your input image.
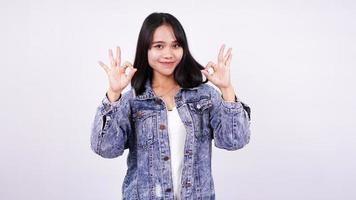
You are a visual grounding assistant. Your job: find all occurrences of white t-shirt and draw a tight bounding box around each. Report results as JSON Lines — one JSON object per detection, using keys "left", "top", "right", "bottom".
{"left": 167, "top": 106, "right": 186, "bottom": 200}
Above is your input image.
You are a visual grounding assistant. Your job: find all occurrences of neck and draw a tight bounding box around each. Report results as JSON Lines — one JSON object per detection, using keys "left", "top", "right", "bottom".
{"left": 151, "top": 74, "right": 177, "bottom": 90}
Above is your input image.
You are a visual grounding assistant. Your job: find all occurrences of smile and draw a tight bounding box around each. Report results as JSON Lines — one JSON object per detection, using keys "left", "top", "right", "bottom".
{"left": 159, "top": 62, "right": 176, "bottom": 67}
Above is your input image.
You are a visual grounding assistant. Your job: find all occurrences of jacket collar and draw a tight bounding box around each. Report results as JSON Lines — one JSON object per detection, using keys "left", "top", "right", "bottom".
{"left": 135, "top": 78, "right": 199, "bottom": 100}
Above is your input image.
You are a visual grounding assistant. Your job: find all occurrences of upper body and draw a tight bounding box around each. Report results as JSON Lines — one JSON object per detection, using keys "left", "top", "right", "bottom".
{"left": 91, "top": 79, "right": 251, "bottom": 199}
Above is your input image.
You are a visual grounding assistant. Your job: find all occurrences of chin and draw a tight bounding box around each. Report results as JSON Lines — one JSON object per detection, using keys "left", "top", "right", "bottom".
{"left": 156, "top": 68, "right": 175, "bottom": 77}
{"left": 161, "top": 70, "right": 175, "bottom": 76}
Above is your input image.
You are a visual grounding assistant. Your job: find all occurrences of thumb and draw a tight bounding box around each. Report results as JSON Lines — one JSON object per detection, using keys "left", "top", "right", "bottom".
{"left": 128, "top": 68, "right": 137, "bottom": 79}
{"left": 201, "top": 69, "right": 212, "bottom": 80}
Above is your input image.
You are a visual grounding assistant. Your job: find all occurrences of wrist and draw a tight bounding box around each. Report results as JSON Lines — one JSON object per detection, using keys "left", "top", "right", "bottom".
{"left": 219, "top": 84, "right": 234, "bottom": 92}
{"left": 220, "top": 85, "right": 236, "bottom": 102}
{"left": 107, "top": 89, "right": 122, "bottom": 103}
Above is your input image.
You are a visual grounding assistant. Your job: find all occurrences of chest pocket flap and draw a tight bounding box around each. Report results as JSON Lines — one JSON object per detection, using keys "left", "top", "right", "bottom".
{"left": 132, "top": 110, "right": 157, "bottom": 149}
{"left": 187, "top": 97, "right": 212, "bottom": 114}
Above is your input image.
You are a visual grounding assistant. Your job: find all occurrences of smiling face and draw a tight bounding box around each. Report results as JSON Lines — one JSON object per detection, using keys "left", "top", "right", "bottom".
{"left": 147, "top": 24, "right": 183, "bottom": 79}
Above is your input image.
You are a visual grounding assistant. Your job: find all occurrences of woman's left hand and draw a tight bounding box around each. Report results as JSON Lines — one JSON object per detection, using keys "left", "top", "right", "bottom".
{"left": 201, "top": 44, "right": 233, "bottom": 90}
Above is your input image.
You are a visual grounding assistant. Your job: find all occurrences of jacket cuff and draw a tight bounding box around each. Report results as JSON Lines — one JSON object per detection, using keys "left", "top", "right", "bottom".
{"left": 220, "top": 95, "right": 251, "bottom": 120}
{"left": 221, "top": 100, "right": 243, "bottom": 110}
{"left": 101, "top": 93, "right": 122, "bottom": 115}
{"left": 221, "top": 94, "right": 242, "bottom": 109}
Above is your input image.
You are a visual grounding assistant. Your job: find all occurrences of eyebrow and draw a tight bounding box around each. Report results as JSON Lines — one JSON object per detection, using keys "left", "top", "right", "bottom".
{"left": 151, "top": 40, "right": 178, "bottom": 44}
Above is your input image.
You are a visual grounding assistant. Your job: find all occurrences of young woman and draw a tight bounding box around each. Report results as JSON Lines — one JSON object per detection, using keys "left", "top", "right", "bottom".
{"left": 91, "top": 12, "right": 251, "bottom": 200}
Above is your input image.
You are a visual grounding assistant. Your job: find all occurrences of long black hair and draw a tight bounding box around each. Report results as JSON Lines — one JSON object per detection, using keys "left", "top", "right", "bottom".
{"left": 131, "top": 12, "right": 207, "bottom": 95}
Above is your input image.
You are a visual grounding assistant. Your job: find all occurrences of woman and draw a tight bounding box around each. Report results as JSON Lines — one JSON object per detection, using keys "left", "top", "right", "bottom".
{"left": 91, "top": 12, "right": 251, "bottom": 200}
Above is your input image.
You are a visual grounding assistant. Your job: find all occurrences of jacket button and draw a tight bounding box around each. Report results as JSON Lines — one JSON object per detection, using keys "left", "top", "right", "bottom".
{"left": 184, "top": 121, "right": 192, "bottom": 126}
{"left": 159, "top": 124, "right": 166, "bottom": 130}
{"left": 136, "top": 111, "right": 143, "bottom": 117}
{"left": 185, "top": 150, "right": 193, "bottom": 155}
{"left": 163, "top": 156, "right": 170, "bottom": 161}
{"left": 165, "top": 188, "right": 172, "bottom": 192}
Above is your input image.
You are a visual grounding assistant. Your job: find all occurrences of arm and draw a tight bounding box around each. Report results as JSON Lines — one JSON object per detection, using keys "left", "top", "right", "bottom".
{"left": 209, "top": 87, "right": 251, "bottom": 151}
{"left": 90, "top": 90, "right": 133, "bottom": 158}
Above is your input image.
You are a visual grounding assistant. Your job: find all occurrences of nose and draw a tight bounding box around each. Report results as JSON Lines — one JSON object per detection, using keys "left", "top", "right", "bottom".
{"left": 162, "top": 47, "right": 173, "bottom": 59}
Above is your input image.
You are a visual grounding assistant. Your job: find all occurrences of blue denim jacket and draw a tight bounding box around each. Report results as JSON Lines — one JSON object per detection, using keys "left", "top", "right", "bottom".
{"left": 91, "top": 80, "right": 251, "bottom": 200}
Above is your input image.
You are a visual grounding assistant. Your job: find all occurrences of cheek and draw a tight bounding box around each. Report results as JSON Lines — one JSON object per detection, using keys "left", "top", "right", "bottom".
{"left": 148, "top": 51, "right": 159, "bottom": 64}
{"left": 176, "top": 50, "right": 183, "bottom": 61}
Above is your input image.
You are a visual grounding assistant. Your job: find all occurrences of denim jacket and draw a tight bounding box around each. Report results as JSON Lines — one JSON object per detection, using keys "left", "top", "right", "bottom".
{"left": 91, "top": 79, "right": 251, "bottom": 200}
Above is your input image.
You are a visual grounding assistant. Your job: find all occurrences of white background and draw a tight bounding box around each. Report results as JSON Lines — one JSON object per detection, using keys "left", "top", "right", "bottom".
{"left": 1, "top": 0, "right": 355, "bottom": 199}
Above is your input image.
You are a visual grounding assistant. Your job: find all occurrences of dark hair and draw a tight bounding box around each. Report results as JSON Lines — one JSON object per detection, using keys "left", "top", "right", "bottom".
{"left": 131, "top": 12, "right": 207, "bottom": 95}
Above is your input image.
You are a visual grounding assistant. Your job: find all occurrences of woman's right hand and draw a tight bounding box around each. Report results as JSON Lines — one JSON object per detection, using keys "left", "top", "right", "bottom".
{"left": 98, "top": 46, "right": 137, "bottom": 102}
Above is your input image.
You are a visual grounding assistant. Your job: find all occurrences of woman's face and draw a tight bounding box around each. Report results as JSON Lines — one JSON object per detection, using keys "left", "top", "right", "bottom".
{"left": 148, "top": 24, "right": 183, "bottom": 78}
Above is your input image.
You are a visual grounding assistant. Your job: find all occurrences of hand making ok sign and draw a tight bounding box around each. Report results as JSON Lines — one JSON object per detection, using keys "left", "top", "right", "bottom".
{"left": 98, "top": 46, "right": 137, "bottom": 95}
{"left": 201, "top": 44, "right": 233, "bottom": 90}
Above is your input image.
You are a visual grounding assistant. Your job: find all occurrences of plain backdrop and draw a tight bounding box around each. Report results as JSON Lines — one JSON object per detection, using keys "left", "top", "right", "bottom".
{"left": 1, "top": 0, "right": 355, "bottom": 199}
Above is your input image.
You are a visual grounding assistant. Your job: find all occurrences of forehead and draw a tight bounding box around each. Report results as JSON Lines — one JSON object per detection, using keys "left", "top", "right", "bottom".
{"left": 151, "top": 25, "right": 177, "bottom": 42}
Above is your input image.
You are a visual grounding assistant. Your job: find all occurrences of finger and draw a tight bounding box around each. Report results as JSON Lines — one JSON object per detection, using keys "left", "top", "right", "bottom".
{"left": 206, "top": 61, "right": 216, "bottom": 69}
{"left": 108, "top": 49, "right": 116, "bottom": 67}
{"left": 224, "top": 48, "right": 232, "bottom": 62}
{"left": 205, "top": 61, "right": 216, "bottom": 75}
{"left": 122, "top": 61, "right": 132, "bottom": 69}
{"left": 121, "top": 61, "right": 133, "bottom": 73}
{"left": 218, "top": 44, "right": 226, "bottom": 63}
{"left": 225, "top": 53, "right": 232, "bottom": 67}
{"left": 98, "top": 61, "right": 110, "bottom": 74}
{"left": 122, "top": 60, "right": 137, "bottom": 78}
{"left": 211, "top": 63, "right": 217, "bottom": 70}
{"left": 201, "top": 69, "right": 212, "bottom": 80}
{"left": 116, "top": 46, "right": 121, "bottom": 67}
{"left": 127, "top": 68, "right": 137, "bottom": 79}
{"left": 129, "top": 65, "right": 136, "bottom": 73}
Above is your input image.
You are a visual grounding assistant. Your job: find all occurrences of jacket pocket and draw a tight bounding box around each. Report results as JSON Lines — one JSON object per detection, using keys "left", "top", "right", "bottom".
{"left": 187, "top": 98, "right": 212, "bottom": 114}
{"left": 133, "top": 110, "right": 157, "bottom": 150}
{"left": 187, "top": 98, "right": 212, "bottom": 140}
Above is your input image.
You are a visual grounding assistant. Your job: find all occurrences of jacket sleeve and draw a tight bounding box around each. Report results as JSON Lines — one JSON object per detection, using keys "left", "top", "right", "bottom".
{"left": 90, "top": 90, "right": 133, "bottom": 158}
{"left": 209, "top": 87, "right": 251, "bottom": 151}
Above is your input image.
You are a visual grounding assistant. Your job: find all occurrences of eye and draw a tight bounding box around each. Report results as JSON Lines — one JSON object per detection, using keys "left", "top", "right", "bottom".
{"left": 173, "top": 43, "right": 181, "bottom": 48}
{"left": 154, "top": 44, "right": 163, "bottom": 49}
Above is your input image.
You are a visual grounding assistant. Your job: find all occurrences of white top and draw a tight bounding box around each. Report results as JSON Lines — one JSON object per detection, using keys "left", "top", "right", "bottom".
{"left": 167, "top": 106, "right": 186, "bottom": 200}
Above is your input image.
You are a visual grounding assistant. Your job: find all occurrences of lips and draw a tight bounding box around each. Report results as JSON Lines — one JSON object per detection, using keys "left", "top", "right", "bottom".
{"left": 159, "top": 61, "right": 175, "bottom": 67}
{"left": 160, "top": 61, "right": 175, "bottom": 64}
